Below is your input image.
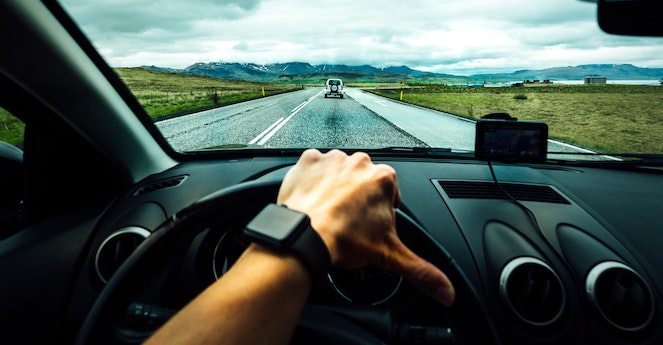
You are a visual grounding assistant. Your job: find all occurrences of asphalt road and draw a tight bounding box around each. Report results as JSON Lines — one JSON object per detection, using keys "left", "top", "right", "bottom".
{"left": 156, "top": 87, "right": 589, "bottom": 155}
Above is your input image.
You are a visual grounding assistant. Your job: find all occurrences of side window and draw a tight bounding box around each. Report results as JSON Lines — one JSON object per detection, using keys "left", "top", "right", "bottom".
{"left": 0, "top": 107, "right": 25, "bottom": 235}
{"left": 0, "top": 106, "right": 25, "bottom": 145}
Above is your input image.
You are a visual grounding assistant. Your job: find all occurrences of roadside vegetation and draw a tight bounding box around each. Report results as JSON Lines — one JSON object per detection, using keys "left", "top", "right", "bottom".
{"left": 368, "top": 84, "right": 663, "bottom": 153}
{"left": 2, "top": 71, "right": 661, "bottom": 154}
{"left": 114, "top": 68, "right": 300, "bottom": 119}
{"left": 0, "top": 107, "right": 24, "bottom": 145}
{"left": 0, "top": 68, "right": 299, "bottom": 145}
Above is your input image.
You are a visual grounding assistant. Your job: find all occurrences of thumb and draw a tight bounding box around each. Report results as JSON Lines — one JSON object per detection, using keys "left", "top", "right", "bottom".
{"left": 386, "top": 242, "right": 455, "bottom": 306}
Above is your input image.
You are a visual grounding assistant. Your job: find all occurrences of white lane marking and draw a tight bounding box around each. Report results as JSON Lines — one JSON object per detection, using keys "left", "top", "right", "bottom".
{"left": 251, "top": 90, "right": 324, "bottom": 145}
{"left": 374, "top": 100, "right": 389, "bottom": 107}
{"left": 249, "top": 117, "right": 285, "bottom": 144}
{"left": 291, "top": 101, "right": 306, "bottom": 113}
{"left": 548, "top": 139, "right": 595, "bottom": 153}
{"left": 548, "top": 139, "right": 621, "bottom": 161}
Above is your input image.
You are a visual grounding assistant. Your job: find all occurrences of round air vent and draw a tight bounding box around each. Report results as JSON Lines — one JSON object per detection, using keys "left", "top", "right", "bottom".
{"left": 586, "top": 261, "right": 654, "bottom": 332}
{"left": 95, "top": 227, "right": 151, "bottom": 284}
{"left": 500, "top": 257, "right": 566, "bottom": 327}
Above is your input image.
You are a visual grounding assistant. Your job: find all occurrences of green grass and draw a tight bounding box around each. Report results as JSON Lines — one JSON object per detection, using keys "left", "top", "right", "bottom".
{"left": 368, "top": 84, "right": 663, "bottom": 153}
{"left": 3, "top": 72, "right": 662, "bottom": 154}
{"left": 0, "top": 68, "right": 300, "bottom": 145}
{"left": 0, "top": 107, "right": 25, "bottom": 145}
{"left": 114, "top": 68, "right": 300, "bottom": 118}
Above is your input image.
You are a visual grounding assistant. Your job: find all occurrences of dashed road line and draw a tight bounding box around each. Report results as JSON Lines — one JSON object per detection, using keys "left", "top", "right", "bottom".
{"left": 250, "top": 90, "right": 323, "bottom": 145}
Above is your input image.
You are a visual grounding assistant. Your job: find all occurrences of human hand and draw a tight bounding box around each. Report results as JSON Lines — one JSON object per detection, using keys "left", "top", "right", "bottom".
{"left": 277, "top": 149, "right": 455, "bottom": 305}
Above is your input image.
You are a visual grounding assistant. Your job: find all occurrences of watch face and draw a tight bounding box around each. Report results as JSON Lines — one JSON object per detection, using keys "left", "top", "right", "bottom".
{"left": 245, "top": 204, "right": 308, "bottom": 244}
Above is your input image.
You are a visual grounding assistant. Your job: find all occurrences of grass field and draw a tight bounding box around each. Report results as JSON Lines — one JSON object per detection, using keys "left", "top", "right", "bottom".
{"left": 368, "top": 84, "right": 663, "bottom": 153}
{"left": 2, "top": 72, "right": 662, "bottom": 154}
{"left": 0, "top": 68, "right": 300, "bottom": 145}
{"left": 114, "top": 68, "right": 300, "bottom": 118}
{"left": 0, "top": 107, "right": 24, "bottom": 145}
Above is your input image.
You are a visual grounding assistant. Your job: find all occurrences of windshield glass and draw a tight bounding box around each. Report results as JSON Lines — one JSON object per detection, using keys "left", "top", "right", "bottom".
{"left": 58, "top": 0, "right": 663, "bottom": 159}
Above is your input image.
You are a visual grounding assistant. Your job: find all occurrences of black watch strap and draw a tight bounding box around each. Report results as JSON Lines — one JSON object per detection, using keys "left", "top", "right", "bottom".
{"left": 244, "top": 204, "right": 331, "bottom": 289}
{"left": 290, "top": 222, "right": 331, "bottom": 288}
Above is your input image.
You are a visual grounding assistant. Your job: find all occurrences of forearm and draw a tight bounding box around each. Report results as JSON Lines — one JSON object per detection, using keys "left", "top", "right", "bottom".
{"left": 144, "top": 244, "right": 311, "bottom": 345}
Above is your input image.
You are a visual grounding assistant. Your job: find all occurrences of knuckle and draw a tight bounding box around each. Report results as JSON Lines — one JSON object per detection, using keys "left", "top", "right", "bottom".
{"left": 300, "top": 148, "right": 322, "bottom": 162}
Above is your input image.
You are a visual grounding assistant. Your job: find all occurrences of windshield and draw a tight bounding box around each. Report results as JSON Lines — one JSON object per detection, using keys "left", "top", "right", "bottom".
{"left": 58, "top": 0, "right": 663, "bottom": 159}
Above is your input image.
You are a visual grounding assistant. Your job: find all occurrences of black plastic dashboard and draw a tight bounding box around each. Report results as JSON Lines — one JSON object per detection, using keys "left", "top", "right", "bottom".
{"left": 62, "top": 156, "right": 663, "bottom": 344}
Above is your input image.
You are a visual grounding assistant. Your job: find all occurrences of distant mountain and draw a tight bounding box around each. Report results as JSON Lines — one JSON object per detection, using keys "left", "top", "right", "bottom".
{"left": 182, "top": 62, "right": 317, "bottom": 81}
{"left": 471, "top": 64, "right": 663, "bottom": 81}
{"left": 141, "top": 62, "right": 456, "bottom": 82}
{"left": 140, "top": 62, "right": 663, "bottom": 83}
{"left": 140, "top": 65, "right": 181, "bottom": 74}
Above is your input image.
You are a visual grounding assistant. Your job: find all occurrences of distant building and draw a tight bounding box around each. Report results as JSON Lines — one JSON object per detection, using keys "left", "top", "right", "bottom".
{"left": 584, "top": 76, "right": 606, "bottom": 84}
{"left": 518, "top": 79, "right": 553, "bottom": 86}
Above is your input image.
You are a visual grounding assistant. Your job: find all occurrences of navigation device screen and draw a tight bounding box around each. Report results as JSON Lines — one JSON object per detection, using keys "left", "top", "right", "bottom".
{"left": 475, "top": 120, "right": 548, "bottom": 162}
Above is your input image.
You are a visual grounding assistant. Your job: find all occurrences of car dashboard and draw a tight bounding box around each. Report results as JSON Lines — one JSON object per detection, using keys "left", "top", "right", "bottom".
{"left": 31, "top": 155, "right": 660, "bottom": 344}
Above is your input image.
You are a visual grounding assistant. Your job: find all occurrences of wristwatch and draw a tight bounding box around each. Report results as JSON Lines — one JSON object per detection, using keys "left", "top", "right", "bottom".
{"left": 243, "top": 203, "right": 331, "bottom": 288}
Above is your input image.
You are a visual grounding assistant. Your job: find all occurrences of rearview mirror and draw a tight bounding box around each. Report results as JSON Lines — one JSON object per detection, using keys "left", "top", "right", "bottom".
{"left": 598, "top": 0, "right": 663, "bottom": 36}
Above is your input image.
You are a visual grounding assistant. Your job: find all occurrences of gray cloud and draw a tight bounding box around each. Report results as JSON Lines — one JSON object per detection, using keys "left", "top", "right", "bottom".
{"left": 63, "top": 0, "right": 262, "bottom": 35}
{"left": 233, "top": 42, "right": 250, "bottom": 51}
{"left": 59, "top": 0, "right": 663, "bottom": 74}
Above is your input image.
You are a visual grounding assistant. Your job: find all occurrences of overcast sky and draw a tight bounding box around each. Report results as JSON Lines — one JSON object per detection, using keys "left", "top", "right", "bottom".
{"left": 59, "top": 0, "right": 663, "bottom": 75}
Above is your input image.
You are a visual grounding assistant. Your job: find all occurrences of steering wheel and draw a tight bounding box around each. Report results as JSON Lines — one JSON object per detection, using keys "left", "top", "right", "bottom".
{"left": 76, "top": 179, "right": 498, "bottom": 345}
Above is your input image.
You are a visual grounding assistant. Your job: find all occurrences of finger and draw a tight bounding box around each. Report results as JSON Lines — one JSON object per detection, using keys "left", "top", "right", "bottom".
{"left": 324, "top": 148, "right": 349, "bottom": 162}
{"left": 371, "top": 163, "right": 399, "bottom": 205}
{"left": 405, "top": 257, "right": 455, "bottom": 306}
{"left": 300, "top": 148, "right": 323, "bottom": 161}
{"left": 385, "top": 241, "right": 455, "bottom": 306}
{"left": 390, "top": 170, "right": 401, "bottom": 209}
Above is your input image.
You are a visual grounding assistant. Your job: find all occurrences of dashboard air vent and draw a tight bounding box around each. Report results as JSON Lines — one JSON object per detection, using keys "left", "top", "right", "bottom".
{"left": 133, "top": 175, "right": 187, "bottom": 196}
{"left": 437, "top": 180, "right": 570, "bottom": 204}
{"left": 586, "top": 261, "right": 654, "bottom": 332}
{"left": 500, "top": 257, "right": 566, "bottom": 326}
{"left": 95, "top": 227, "right": 151, "bottom": 284}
